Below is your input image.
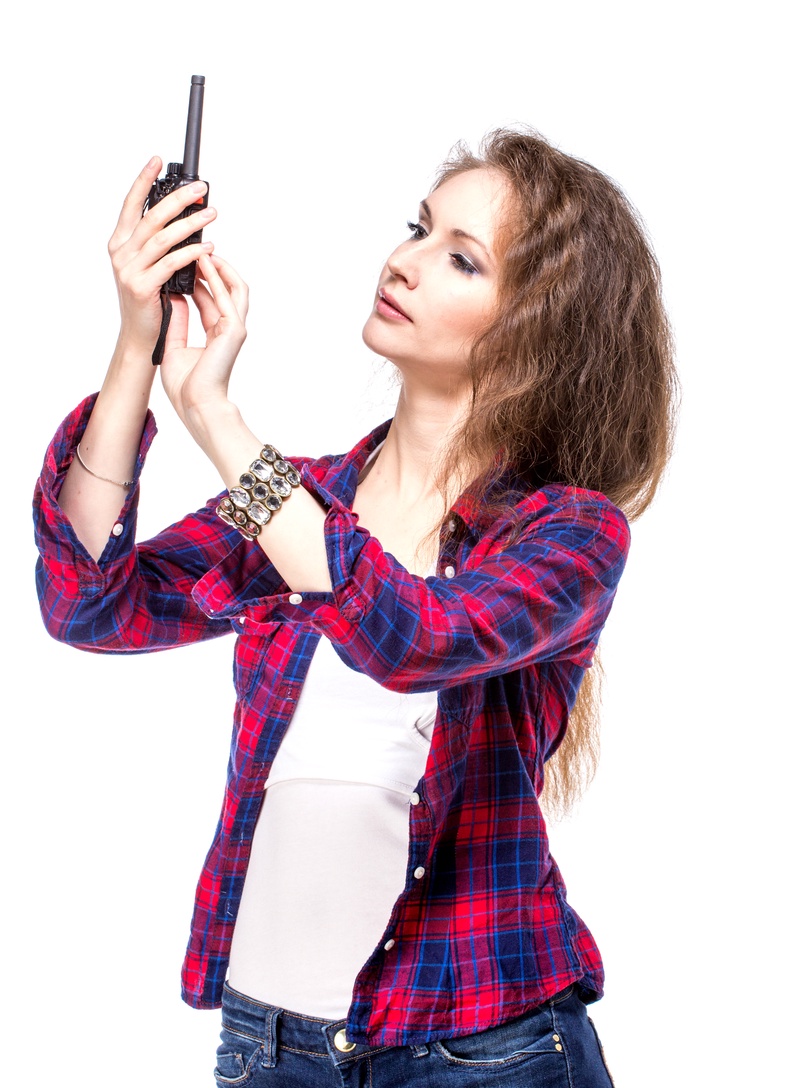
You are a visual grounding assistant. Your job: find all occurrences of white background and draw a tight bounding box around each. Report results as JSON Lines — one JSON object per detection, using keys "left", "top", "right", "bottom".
{"left": 3, "top": 2, "right": 796, "bottom": 1085}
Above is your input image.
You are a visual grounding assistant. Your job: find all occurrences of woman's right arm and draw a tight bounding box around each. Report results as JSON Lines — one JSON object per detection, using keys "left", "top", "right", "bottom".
{"left": 57, "top": 157, "right": 216, "bottom": 561}
{"left": 34, "top": 159, "right": 248, "bottom": 653}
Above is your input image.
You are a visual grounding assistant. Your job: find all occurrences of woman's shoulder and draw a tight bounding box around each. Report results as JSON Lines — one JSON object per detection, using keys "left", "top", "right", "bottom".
{"left": 459, "top": 477, "right": 628, "bottom": 535}
{"left": 520, "top": 483, "right": 629, "bottom": 544}
{"left": 460, "top": 481, "right": 631, "bottom": 568}
{"left": 521, "top": 482, "right": 627, "bottom": 521}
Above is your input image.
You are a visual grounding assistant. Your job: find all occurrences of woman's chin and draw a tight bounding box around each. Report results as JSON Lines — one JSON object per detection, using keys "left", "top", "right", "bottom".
{"left": 361, "top": 320, "right": 399, "bottom": 364}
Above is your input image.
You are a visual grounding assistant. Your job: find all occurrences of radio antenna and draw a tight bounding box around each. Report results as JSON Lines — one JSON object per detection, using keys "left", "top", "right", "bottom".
{"left": 181, "top": 75, "right": 205, "bottom": 179}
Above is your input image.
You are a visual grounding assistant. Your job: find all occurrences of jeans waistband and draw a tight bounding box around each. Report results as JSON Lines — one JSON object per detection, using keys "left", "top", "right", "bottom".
{"left": 221, "top": 983, "right": 388, "bottom": 1067}
{"left": 221, "top": 980, "right": 579, "bottom": 1068}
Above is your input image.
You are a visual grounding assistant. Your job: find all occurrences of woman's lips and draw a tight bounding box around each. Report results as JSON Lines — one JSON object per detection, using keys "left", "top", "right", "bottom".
{"left": 377, "top": 289, "right": 411, "bottom": 321}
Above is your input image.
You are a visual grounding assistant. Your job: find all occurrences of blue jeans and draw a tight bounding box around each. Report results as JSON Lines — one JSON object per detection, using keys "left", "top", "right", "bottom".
{"left": 214, "top": 983, "right": 615, "bottom": 1087}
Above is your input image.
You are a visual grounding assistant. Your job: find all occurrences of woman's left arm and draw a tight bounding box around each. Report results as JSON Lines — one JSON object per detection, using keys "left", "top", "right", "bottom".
{"left": 160, "top": 253, "right": 333, "bottom": 593}
{"left": 301, "top": 493, "right": 630, "bottom": 689}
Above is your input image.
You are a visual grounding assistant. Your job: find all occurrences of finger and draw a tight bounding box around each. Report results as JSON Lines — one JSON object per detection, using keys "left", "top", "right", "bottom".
{"left": 197, "top": 253, "right": 235, "bottom": 316}
{"left": 114, "top": 182, "right": 212, "bottom": 268}
{"left": 135, "top": 202, "right": 217, "bottom": 267}
{"left": 123, "top": 239, "right": 216, "bottom": 300}
{"left": 191, "top": 277, "right": 222, "bottom": 333}
{"left": 125, "top": 194, "right": 214, "bottom": 275}
{"left": 110, "top": 156, "right": 162, "bottom": 248}
{"left": 140, "top": 181, "right": 211, "bottom": 237}
{"left": 197, "top": 255, "right": 247, "bottom": 348}
{"left": 163, "top": 294, "right": 190, "bottom": 355}
{"left": 206, "top": 254, "right": 250, "bottom": 321}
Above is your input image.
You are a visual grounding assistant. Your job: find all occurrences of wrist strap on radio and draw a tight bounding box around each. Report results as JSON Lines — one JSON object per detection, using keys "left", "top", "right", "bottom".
{"left": 151, "top": 284, "right": 172, "bottom": 366}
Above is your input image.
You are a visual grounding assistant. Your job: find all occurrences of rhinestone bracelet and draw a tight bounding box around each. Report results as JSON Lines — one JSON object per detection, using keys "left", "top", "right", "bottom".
{"left": 216, "top": 445, "right": 301, "bottom": 539}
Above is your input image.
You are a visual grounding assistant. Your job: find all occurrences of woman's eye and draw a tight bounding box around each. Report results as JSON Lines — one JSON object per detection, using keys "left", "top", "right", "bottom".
{"left": 407, "top": 220, "right": 427, "bottom": 240}
{"left": 450, "top": 252, "right": 479, "bottom": 276}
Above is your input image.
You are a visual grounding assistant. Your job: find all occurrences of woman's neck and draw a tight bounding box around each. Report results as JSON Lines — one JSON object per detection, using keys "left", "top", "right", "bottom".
{"left": 366, "top": 380, "right": 471, "bottom": 506}
{"left": 353, "top": 380, "right": 470, "bottom": 575}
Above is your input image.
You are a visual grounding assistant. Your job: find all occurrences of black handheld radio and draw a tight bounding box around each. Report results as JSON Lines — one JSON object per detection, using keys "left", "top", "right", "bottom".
{"left": 146, "top": 75, "right": 208, "bottom": 296}
{"left": 144, "top": 75, "right": 208, "bottom": 363}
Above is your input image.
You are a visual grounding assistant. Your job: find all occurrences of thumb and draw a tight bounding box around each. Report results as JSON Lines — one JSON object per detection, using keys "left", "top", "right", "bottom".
{"left": 163, "top": 294, "right": 191, "bottom": 355}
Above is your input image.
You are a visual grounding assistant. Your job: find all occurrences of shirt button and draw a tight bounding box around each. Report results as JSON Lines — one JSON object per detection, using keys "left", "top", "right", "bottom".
{"left": 111, "top": 522, "right": 124, "bottom": 537}
{"left": 384, "top": 938, "right": 396, "bottom": 951}
{"left": 288, "top": 593, "right": 303, "bottom": 604}
{"left": 333, "top": 1028, "right": 356, "bottom": 1052}
{"left": 413, "top": 866, "right": 425, "bottom": 880}
{"left": 409, "top": 792, "right": 420, "bottom": 806}
{"left": 238, "top": 617, "right": 246, "bottom": 626}
{"left": 444, "top": 565, "right": 456, "bottom": 578}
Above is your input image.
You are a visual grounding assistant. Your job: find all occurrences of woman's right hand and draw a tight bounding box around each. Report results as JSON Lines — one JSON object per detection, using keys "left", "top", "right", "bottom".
{"left": 107, "top": 156, "right": 217, "bottom": 352}
{"left": 55, "top": 159, "right": 216, "bottom": 559}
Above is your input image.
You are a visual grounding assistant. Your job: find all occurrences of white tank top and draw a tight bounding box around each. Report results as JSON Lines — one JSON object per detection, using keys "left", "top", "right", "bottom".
{"left": 226, "top": 634, "right": 438, "bottom": 1018}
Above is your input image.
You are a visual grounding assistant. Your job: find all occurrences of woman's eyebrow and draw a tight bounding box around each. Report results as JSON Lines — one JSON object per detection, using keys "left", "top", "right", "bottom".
{"left": 420, "top": 198, "right": 492, "bottom": 260}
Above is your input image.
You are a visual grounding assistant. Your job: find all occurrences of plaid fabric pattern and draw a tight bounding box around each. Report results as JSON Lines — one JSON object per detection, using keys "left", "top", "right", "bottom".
{"left": 34, "top": 394, "right": 630, "bottom": 1047}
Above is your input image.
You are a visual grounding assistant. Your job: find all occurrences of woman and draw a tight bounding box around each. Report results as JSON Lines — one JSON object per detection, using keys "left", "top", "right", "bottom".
{"left": 34, "top": 128, "right": 677, "bottom": 1086}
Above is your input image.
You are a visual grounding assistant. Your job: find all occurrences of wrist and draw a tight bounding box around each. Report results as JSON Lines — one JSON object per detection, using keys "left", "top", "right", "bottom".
{"left": 185, "top": 400, "right": 265, "bottom": 489}
{"left": 95, "top": 339, "right": 158, "bottom": 415}
{"left": 109, "top": 335, "right": 160, "bottom": 382}
{"left": 185, "top": 397, "right": 242, "bottom": 450}
{"left": 114, "top": 316, "right": 162, "bottom": 356}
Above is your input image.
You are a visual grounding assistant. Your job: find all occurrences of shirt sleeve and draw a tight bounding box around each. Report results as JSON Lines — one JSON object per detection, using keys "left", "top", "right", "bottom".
{"left": 191, "top": 467, "right": 631, "bottom": 692}
{"left": 33, "top": 393, "right": 243, "bottom": 654}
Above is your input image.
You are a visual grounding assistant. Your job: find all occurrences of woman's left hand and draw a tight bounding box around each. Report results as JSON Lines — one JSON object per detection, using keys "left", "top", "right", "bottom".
{"left": 156, "top": 251, "right": 332, "bottom": 592}
{"left": 159, "top": 253, "right": 250, "bottom": 440}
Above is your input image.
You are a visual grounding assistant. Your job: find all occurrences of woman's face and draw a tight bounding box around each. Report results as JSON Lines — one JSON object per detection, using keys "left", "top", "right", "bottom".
{"left": 362, "top": 167, "right": 510, "bottom": 387}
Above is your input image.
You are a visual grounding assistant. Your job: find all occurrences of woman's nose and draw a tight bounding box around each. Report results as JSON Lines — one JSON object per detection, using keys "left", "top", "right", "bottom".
{"left": 386, "top": 242, "right": 419, "bottom": 289}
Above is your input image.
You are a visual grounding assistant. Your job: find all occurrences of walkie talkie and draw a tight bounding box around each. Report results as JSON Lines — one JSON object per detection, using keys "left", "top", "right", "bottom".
{"left": 146, "top": 75, "right": 209, "bottom": 297}
{"left": 143, "top": 75, "right": 208, "bottom": 363}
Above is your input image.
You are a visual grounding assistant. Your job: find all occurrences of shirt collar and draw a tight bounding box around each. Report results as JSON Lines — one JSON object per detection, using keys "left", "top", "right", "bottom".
{"left": 320, "top": 420, "right": 526, "bottom": 540}
{"left": 451, "top": 467, "right": 531, "bottom": 538}
{"left": 317, "top": 419, "right": 393, "bottom": 503}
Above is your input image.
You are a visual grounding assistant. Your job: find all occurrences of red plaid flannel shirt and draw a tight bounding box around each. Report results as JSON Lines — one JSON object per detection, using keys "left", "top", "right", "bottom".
{"left": 34, "top": 394, "right": 630, "bottom": 1046}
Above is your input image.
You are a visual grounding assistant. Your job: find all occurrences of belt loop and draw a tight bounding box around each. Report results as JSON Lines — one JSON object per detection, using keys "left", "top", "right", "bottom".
{"left": 410, "top": 1044, "right": 429, "bottom": 1058}
{"left": 261, "top": 1006, "right": 281, "bottom": 1068}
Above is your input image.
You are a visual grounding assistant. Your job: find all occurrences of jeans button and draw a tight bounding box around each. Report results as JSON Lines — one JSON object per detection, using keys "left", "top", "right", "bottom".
{"left": 334, "top": 1028, "right": 356, "bottom": 1052}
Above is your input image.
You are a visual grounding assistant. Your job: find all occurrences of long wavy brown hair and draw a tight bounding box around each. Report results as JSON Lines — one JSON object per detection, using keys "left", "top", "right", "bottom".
{"left": 435, "top": 128, "right": 679, "bottom": 817}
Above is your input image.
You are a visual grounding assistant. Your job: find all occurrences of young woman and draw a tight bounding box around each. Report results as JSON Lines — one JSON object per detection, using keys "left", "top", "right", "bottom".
{"left": 34, "top": 128, "right": 677, "bottom": 1086}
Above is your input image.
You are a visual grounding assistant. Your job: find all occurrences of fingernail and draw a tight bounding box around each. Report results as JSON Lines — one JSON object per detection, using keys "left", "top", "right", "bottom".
{"left": 200, "top": 206, "right": 216, "bottom": 218}
{"left": 146, "top": 155, "right": 158, "bottom": 168}
{"left": 191, "top": 181, "right": 207, "bottom": 195}
{"left": 202, "top": 242, "right": 214, "bottom": 250}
